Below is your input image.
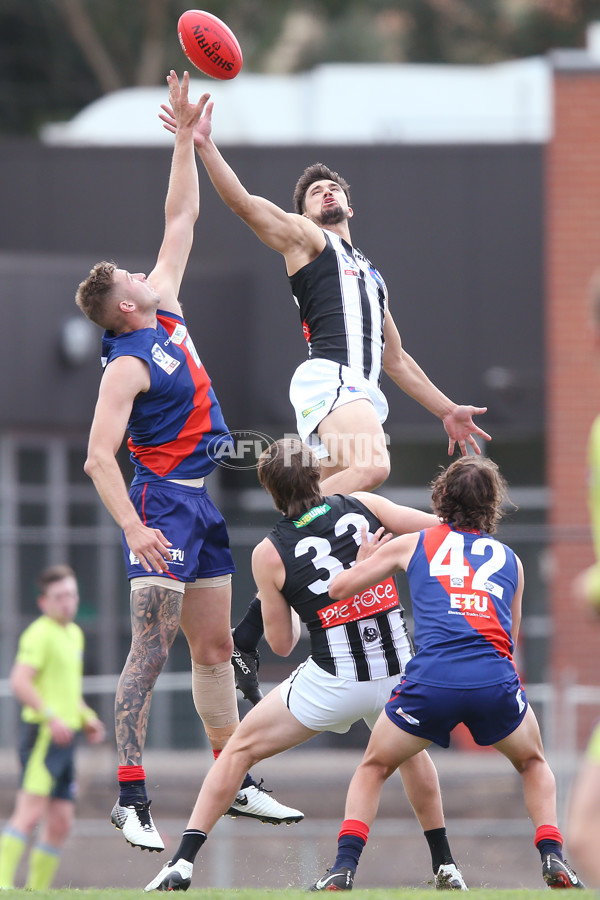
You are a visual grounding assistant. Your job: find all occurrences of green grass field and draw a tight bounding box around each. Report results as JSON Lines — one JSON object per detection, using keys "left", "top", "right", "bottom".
{"left": 0, "top": 891, "right": 596, "bottom": 899}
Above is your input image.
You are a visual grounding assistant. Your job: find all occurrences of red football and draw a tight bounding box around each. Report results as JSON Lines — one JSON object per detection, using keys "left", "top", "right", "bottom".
{"left": 177, "top": 10, "right": 243, "bottom": 80}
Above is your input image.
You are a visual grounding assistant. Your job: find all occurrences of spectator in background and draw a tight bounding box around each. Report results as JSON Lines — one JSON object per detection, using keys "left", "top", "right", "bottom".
{"left": 0, "top": 565, "right": 105, "bottom": 889}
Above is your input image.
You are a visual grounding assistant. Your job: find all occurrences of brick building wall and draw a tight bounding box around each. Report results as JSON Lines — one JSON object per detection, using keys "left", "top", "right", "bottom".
{"left": 547, "top": 57, "right": 600, "bottom": 740}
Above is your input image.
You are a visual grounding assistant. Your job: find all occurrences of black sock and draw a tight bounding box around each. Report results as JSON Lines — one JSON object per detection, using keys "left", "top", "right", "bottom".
{"left": 240, "top": 772, "right": 255, "bottom": 790}
{"left": 232, "top": 596, "right": 264, "bottom": 653}
{"left": 171, "top": 829, "right": 208, "bottom": 865}
{"left": 536, "top": 839, "right": 563, "bottom": 861}
{"left": 119, "top": 779, "right": 148, "bottom": 806}
{"left": 424, "top": 827, "right": 454, "bottom": 874}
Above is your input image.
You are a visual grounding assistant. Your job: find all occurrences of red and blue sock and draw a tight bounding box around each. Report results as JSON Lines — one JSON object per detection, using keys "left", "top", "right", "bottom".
{"left": 332, "top": 819, "right": 370, "bottom": 872}
{"left": 535, "top": 824, "right": 563, "bottom": 861}
{"left": 118, "top": 765, "right": 147, "bottom": 805}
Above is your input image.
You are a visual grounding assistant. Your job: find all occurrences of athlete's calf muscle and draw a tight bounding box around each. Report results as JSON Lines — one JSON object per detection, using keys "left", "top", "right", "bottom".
{"left": 116, "top": 585, "right": 183, "bottom": 765}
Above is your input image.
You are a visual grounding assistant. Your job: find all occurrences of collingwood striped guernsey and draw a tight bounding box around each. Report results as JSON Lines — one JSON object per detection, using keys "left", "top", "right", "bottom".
{"left": 289, "top": 228, "right": 388, "bottom": 385}
{"left": 267, "top": 494, "right": 411, "bottom": 682}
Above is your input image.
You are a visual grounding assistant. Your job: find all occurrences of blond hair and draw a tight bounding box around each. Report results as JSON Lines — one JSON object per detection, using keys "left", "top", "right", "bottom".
{"left": 75, "top": 261, "right": 118, "bottom": 329}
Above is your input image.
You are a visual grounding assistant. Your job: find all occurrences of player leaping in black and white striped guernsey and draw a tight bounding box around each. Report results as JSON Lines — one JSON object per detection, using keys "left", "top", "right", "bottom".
{"left": 159, "top": 102, "right": 491, "bottom": 496}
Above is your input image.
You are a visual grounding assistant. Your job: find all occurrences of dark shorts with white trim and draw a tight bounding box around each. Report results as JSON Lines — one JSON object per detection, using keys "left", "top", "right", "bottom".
{"left": 384, "top": 672, "right": 527, "bottom": 748}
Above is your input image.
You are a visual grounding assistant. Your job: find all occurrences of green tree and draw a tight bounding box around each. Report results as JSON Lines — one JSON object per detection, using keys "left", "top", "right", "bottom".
{"left": 0, "top": 0, "right": 598, "bottom": 136}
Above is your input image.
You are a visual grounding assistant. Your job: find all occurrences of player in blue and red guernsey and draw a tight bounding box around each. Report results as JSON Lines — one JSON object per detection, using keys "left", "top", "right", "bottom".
{"left": 311, "top": 456, "right": 584, "bottom": 891}
{"left": 74, "top": 71, "right": 301, "bottom": 854}
{"left": 101, "top": 309, "right": 229, "bottom": 483}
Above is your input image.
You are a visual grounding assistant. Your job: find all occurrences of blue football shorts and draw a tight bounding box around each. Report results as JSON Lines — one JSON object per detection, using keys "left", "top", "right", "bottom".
{"left": 384, "top": 672, "right": 528, "bottom": 748}
{"left": 124, "top": 480, "right": 235, "bottom": 582}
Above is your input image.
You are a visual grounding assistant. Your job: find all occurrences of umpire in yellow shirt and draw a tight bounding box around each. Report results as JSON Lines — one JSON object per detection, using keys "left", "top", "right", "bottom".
{"left": 0, "top": 564, "right": 105, "bottom": 888}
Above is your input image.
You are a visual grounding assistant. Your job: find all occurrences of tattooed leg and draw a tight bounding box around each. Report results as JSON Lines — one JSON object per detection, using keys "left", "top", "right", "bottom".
{"left": 116, "top": 583, "right": 183, "bottom": 766}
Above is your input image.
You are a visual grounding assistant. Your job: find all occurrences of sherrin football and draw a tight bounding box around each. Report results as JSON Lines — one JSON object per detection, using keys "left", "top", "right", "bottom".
{"left": 177, "top": 10, "right": 243, "bottom": 80}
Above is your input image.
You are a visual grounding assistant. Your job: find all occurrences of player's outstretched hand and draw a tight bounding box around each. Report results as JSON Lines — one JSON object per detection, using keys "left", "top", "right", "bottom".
{"left": 355, "top": 526, "right": 392, "bottom": 564}
{"left": 160, "top": 71, "right": 214, "bottom": 148}
{"left": 443, "top": 405, "right": 491, "bottom": 457}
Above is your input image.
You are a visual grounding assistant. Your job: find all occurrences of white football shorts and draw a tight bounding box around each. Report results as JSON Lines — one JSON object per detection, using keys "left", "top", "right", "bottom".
{"left": 289, "top": 358, "right": 389, "bottom": 459}
{"left": 279, "top": 654, "right": 408, "bottom": 734}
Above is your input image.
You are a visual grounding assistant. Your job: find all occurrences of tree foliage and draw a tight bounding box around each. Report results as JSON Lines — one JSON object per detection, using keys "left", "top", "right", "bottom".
{"left": 0, "top": 0, "right": 598, "bottom": 135}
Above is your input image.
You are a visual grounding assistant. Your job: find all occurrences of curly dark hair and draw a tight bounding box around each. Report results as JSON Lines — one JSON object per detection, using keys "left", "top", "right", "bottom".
{"left": 430, "top": 456, "right": 509, "bottom": 535}
{"left": 75, "top": 260, "right": 118, "bottom": 328}
{"left": 257, "top": 438, "right": 323, "bottom": 519}
{"left": 292, "top": 163, "right": 351, "bottom": 215}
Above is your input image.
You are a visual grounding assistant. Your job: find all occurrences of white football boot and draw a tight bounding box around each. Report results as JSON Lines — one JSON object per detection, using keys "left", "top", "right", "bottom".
{"left": 111, "top": 799, "right": 165, "bottom": 851}
{"left": 144, "top": 859, "right": 193, "bottom": 892}
{"left": 435, "top": 863, "right": 469, "bottom": 890}
{"left": 225, "top": 777, "right": 303, "bottom": 825}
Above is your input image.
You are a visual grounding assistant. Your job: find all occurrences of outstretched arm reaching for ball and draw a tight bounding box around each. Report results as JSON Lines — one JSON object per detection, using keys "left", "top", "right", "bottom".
{"left": 159, "top": 94, "right": 326, "bottom": 274}
{"left": 148, "top": 70, "right": 211, "bottom": 313}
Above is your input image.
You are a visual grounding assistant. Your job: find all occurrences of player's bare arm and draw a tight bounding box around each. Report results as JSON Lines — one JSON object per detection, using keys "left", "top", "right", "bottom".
{"left": 353, "top": 526, "right": 393, "bottom": 565}
{"left": 159, "top": 93, "right": 325, "bottom": 271}
{"left": 148, "top": 71, "right": 209, "bottom": 314}
{"left": 511, "top": 556, "right": 525, "bottom": 644}
{"left": 252, "top": 538, "right": 301, "bottom": 656}
{"left": 198, "top": 136, "right": 322, "bottom": 267}
{"left": 329, "top": 532, "right": 419, "bottom": 601}
{"left": 352, "top": 492, "right": 439, "bottom": 535}
{"left": 84, "top": 356, "right": 172, "bottom": 574}
{"left": 382, "top": 308, "right": 491, "bottom": 456}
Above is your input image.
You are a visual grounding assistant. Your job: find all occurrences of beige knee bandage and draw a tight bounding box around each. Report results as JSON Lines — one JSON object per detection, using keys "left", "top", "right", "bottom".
{"left": 130, "top": 576, "right": 185, "bottom": 594}
{"left": 192, "top": 660, "right": 239, "bottom": 750}
{"left": 188, "top": 574, "right": 232, "bottom": 589}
